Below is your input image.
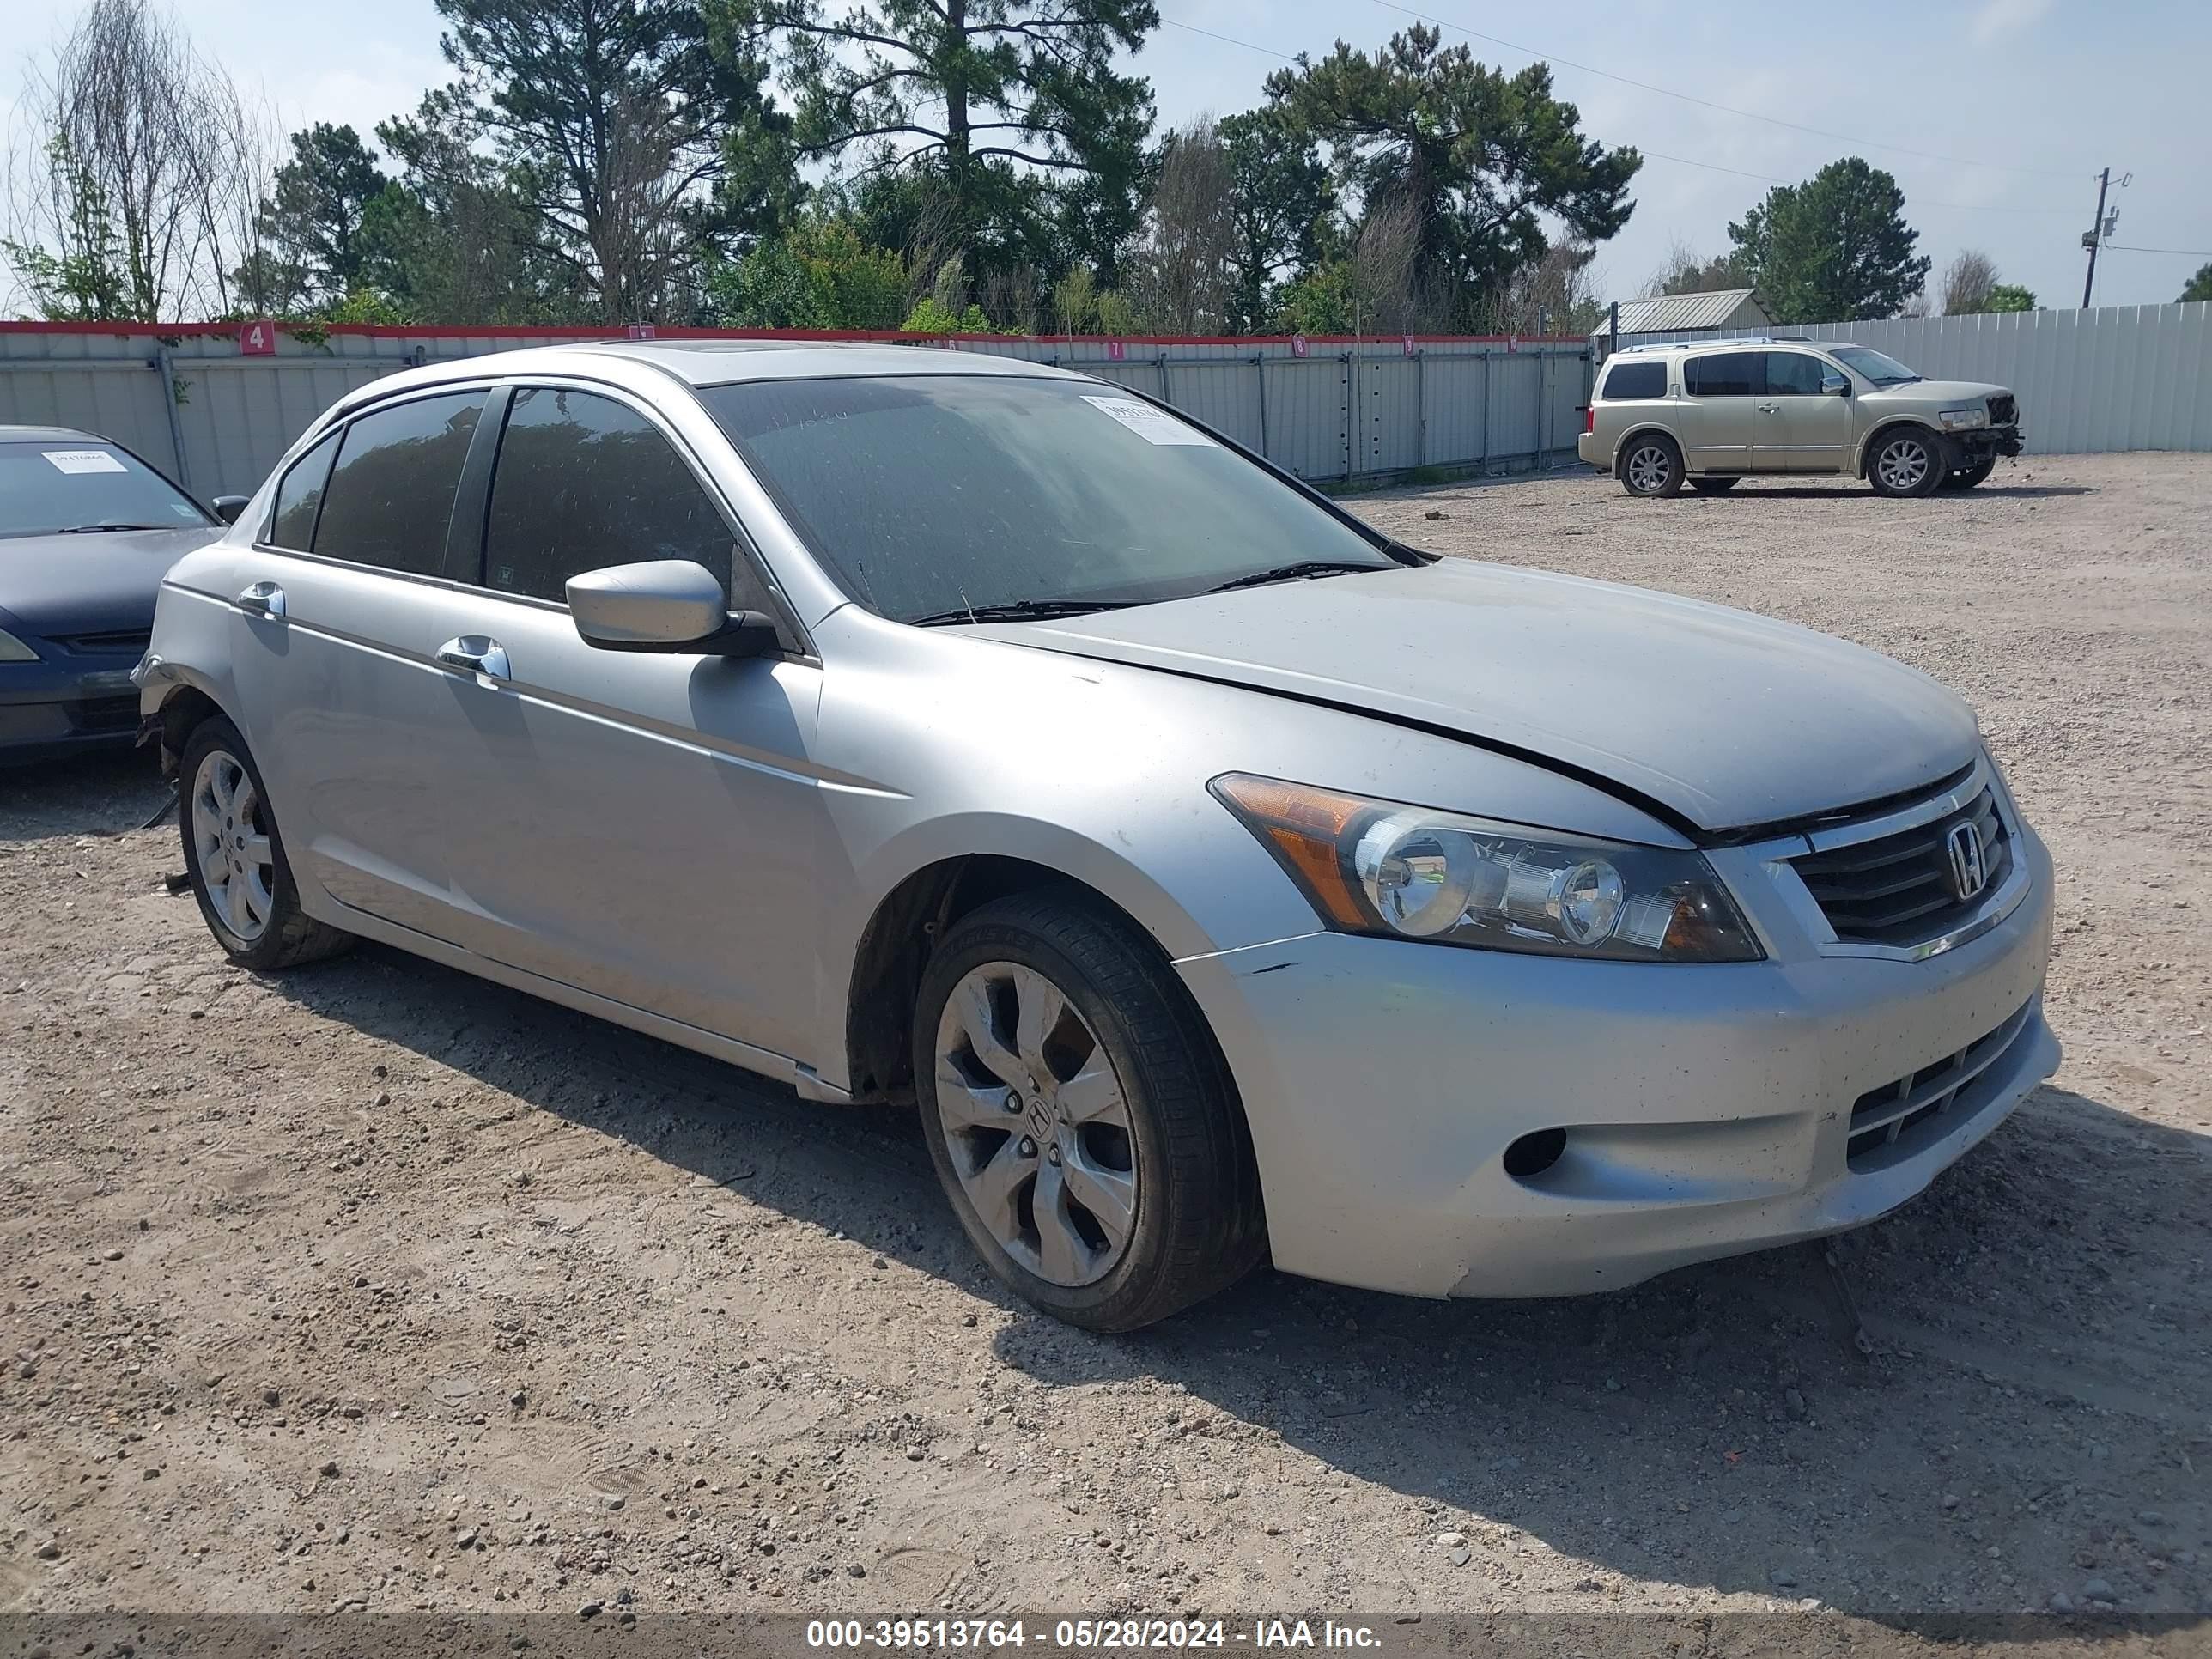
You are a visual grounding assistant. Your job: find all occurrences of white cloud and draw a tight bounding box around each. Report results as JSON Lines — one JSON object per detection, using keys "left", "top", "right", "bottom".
{"left": 1970, "top": 0, "right": 2056, "bottom": 46}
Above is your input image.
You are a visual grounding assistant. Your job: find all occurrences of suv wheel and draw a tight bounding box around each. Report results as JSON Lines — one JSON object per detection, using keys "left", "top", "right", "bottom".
{"left": 1868, "top": 428, "right": 1944, "bottom": 497}
{"left": 1620, "top": 434, "right": 1684, "bottom": 497}
{"left": 915, "top": 889, "right": 1266, "bottom": 1331}
{"left": 179, "top": 717, "right": 355, "bottom": 970}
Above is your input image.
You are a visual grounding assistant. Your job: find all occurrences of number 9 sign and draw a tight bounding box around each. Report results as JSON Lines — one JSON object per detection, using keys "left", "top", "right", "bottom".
{"left": 239, "top": 319, "right": 276, "bottom": 356}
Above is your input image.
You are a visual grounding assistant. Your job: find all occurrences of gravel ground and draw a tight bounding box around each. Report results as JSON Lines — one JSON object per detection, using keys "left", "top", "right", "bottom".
{"left": 1, "top": 452, "right": 2206, "bottom": 1626}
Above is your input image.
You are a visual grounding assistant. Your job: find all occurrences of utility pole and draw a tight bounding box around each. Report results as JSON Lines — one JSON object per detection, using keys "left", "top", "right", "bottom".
{"left": 2081, "top": 167, "right": 2112, "bottom": 308}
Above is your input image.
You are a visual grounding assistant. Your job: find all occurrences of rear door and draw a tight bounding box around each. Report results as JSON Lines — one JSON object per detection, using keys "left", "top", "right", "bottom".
{"left": 396, "top": 381, "right": 837, "bottom": 1061}
{"left": 1678, "top": 350, "right": 1762, "bottom": 472}
{"left": 1755, "top": 350, "right": 1852, "bottom": 471}
{"left": 228, "top": 387, "right": 503, "bottom": 941}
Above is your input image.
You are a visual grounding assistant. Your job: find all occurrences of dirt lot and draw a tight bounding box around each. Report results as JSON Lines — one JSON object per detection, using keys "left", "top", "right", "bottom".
{"left": 2, "top": 452, "right": 2207, "bottom": 1625}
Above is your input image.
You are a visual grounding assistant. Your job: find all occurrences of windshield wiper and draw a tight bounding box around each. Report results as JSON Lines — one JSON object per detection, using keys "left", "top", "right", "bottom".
{"left": 58, "top": 521, "right": 168, "bottom": 533}
{"left": 1202, "top": 559, "right": 1390, "bottom": 595}
{"left": 905, "top": 597, "right": 1150, "bottom": 627}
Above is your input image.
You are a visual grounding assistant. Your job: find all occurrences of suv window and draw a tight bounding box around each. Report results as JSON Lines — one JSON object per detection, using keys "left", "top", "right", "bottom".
{"left": 1764, "top": 353, "right": 1827, "bottom": 397}
{"left": 313, "top": 392, "right": 484, "bottom": 574}
{"left": 1683, "top": 352, "right": 1761, "bottom": 398}
{"left": 484, "top": 387, "right": 748, "bottom": 606}
{"left": 267, "top": 428, "right": 339, "bottom": 550}
{"left": 1601, "top": 359, "right": 1667, "bottom": 400}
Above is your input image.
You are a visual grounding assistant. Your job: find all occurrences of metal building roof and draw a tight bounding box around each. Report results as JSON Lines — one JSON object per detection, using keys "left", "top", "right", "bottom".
{"left": 1595, "top": 289, "right": 1771, "bottom": 337}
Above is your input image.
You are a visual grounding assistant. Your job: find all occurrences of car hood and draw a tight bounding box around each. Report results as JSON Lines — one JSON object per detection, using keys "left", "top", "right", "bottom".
{"left": 1866, "top": 380, "right": 2011, "bottom": 405}
{"left": 0, "top": 526, "right": 219, "bottom": 639}
{"left": 984, "top": 559, "right": 1981, "bottom": 835}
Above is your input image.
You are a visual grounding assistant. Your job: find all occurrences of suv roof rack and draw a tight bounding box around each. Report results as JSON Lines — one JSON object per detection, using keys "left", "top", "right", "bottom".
{"left": 1614, "top": 336, "right": 1820, "bottom": 352}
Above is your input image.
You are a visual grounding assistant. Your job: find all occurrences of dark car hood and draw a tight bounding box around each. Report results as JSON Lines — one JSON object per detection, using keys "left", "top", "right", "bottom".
{"left": 985, "top": 559, "right": 1982, "bottom": 834}
{"left": 0, "top": 526, "right": 220, "bottom": 640}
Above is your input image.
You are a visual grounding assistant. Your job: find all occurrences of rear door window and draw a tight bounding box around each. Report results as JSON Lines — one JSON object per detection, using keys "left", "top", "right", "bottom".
{"left": 1601, "top": 359, "right": 1668, "bottom": 400}
{"left": 1684, "top": 352, "right": 1761, "bottom": 398}
{"left": 483, "top": 386, "right": 750, "bottom": 606}
{"left": 311, "top": 392, "right": 485, "bottom": 575}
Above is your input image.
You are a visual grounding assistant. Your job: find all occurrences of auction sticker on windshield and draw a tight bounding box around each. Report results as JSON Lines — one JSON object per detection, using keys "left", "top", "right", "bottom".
{"left": 41, "top": 449, "right": 128, "bottom": 474}
{"left": 1081, "top": 395, "right": 1214, "bottom": 446}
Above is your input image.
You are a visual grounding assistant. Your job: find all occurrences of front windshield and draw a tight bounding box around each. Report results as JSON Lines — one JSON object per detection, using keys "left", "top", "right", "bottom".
{"left": 0, "top": 440, "right": 212, "bottom": 539}
{"left": 1831, "top": 347, "right": 1922, "bottom": 387}
{"left": 701, "top": 374, "right": 1397, "bottom": 623}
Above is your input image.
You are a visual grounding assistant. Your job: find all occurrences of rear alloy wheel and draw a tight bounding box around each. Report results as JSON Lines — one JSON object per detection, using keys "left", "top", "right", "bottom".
{"left": 1620, "top": 434, "right": 1684, "bottom": 498}
{"left": 915, "top": 890, "right": 1265, "bottom": 1330}
{"left": 179, "top": 717, "right": 354, "bottom": 971}
{"left": 1942, "top": 456, "right": 1997, "bottom": 490}
{"left": 1868, "top": 428, "right": 1944, "bottom": 497}
{"left": 1690, "top": 476, "right": 1741, "bottom": 494}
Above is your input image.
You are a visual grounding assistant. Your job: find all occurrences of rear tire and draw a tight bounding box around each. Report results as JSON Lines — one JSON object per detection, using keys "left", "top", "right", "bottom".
{"left": 914, "top": 888, "right": 1266, "bottom": 1331}
{"left": 179, "top": 717, "right": 355, "bottom": 971}
{"left": 1942, "top": 456, "right": 1996, "bottom": 490}
{"left": 1689, "top": 476, "right": 1741, "bottom": 494}
{"left": 1619, "top": 434, "right": 1684, "bottom": 498}
{"left": 1867, "top": 428, "right": 1945, "bottom": 497}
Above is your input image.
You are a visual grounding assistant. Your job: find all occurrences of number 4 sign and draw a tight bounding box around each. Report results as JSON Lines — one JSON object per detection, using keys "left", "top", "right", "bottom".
{"left": 238, "top": 319, "right": 276, "bottom": 356}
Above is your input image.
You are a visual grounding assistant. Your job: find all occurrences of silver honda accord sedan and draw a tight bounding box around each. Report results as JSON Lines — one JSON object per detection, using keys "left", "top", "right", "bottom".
{"left": 134, "top": 341, "right": 2057, "bottom": 1330}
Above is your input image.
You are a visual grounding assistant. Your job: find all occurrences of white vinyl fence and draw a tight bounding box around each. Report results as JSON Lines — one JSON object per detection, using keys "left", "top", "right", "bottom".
{"left": 0, "top": 323, "right": 1592, "bottom": 501}
{"left": 1604, "top": 301, "right": 2212, "bottom": 456}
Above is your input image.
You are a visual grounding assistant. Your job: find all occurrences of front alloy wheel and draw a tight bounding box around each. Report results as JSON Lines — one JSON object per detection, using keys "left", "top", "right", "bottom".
{"left": 1869, "top": 430, "right": 1942, "bottom": 496}
{"left": 191, "top": 749, "right": 275, "bottom": 943}
{"left": 933, "top": 963, "right": 1138, "bottom": 1287}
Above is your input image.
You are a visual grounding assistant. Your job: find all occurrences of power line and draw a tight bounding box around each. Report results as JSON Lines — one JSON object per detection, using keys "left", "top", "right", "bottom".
{"left": 1160, "top": 15, "right": 2078, "bottom": 216}
{"left": 1370, "top": 0, "right": 2082, "bottom": 183}
{"left": 2102, "top": 243, "right": 2212, "bottom": 258}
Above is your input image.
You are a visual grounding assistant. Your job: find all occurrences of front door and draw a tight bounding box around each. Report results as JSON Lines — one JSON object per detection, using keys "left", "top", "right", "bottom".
{"left": 1677, "top": 350, "right": 1763, "bottom": 473}
{"left": 414, "top": 383, "right": 839, "bottom": 1062}
{"left": 1755, "top": 351, "right": 1853, "bottom": 471}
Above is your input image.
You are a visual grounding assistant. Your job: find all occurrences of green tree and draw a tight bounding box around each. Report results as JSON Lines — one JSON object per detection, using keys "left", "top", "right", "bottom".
{"left": 255, "top": 124, "right": 392, "bottom": 311}
{"left": 1728, "top": 157, "right": 1930, "bottom": 322}
{"left": 1218, "top": 108, "right": 1329, "bottom": 333}
{"left": 708, "top": 217, "right": 908, "bottom": 326}
{"left": 428, "top": 0, "right": 798, "bottom": 322}
{"left": 1264, "top": 25, "right": 1640, "bottom": 330}
{"left": 2, "top": 136, "right": 131, "bottom": 319}
{"left": 726, "top": 0, "right": 1158, "bottom": 291}
{"left": 2181, "top": 263, "right": 2212, "bottom": 303}
{"left": 1980, "top": 283, "right": 2036, "bottom": 313}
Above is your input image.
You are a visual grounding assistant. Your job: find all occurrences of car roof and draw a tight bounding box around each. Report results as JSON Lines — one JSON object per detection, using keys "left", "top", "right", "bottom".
{"left": 0, "top": 424, "right": 102, "bottom": 444}
{"left": 419, "top": 339, "right": 1082, "bottom": 389}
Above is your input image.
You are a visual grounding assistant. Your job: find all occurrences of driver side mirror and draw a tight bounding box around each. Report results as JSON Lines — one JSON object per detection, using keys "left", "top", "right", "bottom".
{"left": 210, "top": 495, "right": 251, "bottom": 524}
{"left": 567, "top": 559, "right": 779, "bottom": 658}
{"left": 1821, "top": 373, "right": 1850, "bottom": 397}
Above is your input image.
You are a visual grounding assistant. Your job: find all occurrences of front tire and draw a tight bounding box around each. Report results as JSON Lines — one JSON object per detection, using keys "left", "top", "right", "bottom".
{"left": 1942, "top": 456, "right": 1997, "bottom": 490}
{"left": 1867, "top": 428, "right": 1944, "bottom": 497}
{"left": 179, "top": 717, "right": 354, "bottom": 970}
{"left": 914, "top": 889, "right": 1266, "bottom": 1331}
{"left": 1619, "top": 434, "right": 1685, "bottom": 497}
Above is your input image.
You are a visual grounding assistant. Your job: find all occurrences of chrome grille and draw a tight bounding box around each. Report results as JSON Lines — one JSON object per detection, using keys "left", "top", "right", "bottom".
{"left": 1848, "top": 1001, "right": 2034, "bottom": 1168}
{"left": 1790, "top": 786, "right": 2011, "bottom": 947}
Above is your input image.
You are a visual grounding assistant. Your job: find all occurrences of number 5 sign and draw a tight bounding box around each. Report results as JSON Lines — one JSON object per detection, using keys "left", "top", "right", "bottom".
{"left": 238, "top": 319, "right": 277, "bottom": 356}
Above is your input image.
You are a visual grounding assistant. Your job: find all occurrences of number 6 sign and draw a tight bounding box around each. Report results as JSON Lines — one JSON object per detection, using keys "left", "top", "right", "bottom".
{"left": 239, "top": 319, "right": 276, "bottom": 356}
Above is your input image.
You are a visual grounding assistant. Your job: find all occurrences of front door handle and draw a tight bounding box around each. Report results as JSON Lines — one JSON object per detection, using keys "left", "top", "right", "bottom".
{"left": 436, "top": 635, "right": 511, "bottom": 681}
{"left": 236, "top": 580, "right": 285, "bottom": 620}
{"left": 1756, "top": 401, "right": 1780, "bottom": 414}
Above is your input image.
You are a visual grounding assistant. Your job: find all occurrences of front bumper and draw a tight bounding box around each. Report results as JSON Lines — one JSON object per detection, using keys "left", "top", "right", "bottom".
{"left": 1945, "top": 424, "right": 2025, "bottom": 465}
{"left": 1176, "top": 827, "right": 2057, "bottom": 1299}
{"left": 0, "top": 656, "right": 143, "bottom": 763}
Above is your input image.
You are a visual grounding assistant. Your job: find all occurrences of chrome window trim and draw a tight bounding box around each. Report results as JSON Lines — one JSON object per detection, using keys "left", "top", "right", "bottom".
{"left": 1740, "top": 754, "right": 2033, "bottom": 963}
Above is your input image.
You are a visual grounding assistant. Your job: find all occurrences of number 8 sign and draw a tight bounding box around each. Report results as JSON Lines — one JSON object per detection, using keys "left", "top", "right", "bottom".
{"left": 239, "top": 320, "right": 276, "bottom": 356}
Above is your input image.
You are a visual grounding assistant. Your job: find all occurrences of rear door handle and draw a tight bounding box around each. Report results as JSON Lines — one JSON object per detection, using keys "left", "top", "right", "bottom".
{"left": 436, "top": 635, "right": 511, "bottom": 681}
{"left": 236, "top": 580, "right": 285, "bottom": 620}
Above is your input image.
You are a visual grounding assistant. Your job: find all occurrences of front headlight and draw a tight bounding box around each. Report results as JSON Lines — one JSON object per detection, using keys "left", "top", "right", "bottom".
{"left": 1211, "top": 774, "right": 1763, "bottom": 963}
{"left": 1938, "top": 406, "right": 1989, "bottom": 430}
{"left": 0, "top": 629, "right": 40, "bottom": 663}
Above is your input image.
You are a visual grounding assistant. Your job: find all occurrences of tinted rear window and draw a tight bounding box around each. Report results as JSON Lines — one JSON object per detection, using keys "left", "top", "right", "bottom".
{"left": 1601, "top": 360, "right": 1667, "bottom": 400}
{"left": 1684, "top": 353, "right": 1760, "bottom": 398}
{"left": 313, "top": 392, "right": 483, "bottom": 574}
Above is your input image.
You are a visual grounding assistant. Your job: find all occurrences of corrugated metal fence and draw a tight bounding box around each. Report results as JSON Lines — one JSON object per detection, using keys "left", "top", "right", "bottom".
{"left": 1603, "top": 301, "right": 2212, "bottom": 455}
{"left": 0, "top": 323, "right": 1593, "bottom": 500}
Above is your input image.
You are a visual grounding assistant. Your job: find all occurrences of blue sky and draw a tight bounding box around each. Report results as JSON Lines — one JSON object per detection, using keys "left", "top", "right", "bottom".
{"left": 7, "top": 0, "right": 2209, "bottom": 313}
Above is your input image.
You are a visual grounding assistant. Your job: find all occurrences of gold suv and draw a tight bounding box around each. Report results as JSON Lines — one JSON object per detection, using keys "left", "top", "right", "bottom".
{"left": 1578, "top": 339, "right": 2023, "bottom": 498}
